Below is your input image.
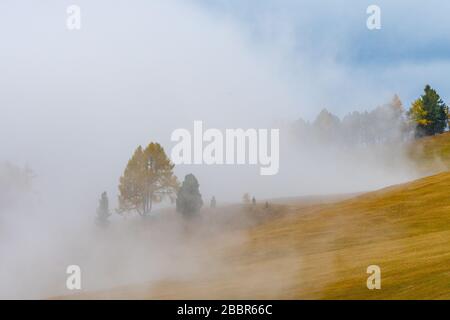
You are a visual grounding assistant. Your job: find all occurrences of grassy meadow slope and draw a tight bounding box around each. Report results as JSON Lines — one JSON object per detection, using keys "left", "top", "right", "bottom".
{"left": 70, "top": 173, "right": 450, "bottom": 299}
{"left": 409, "top": 131, "right": 450, "bottom": 173}
{"left": 66, "top": 134, "right": 450, "bottom": 299}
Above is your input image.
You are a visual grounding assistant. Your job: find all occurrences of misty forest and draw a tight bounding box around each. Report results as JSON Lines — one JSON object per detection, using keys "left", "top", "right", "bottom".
{"left": 1, "top": 1, "right": 450, "bottom": 300}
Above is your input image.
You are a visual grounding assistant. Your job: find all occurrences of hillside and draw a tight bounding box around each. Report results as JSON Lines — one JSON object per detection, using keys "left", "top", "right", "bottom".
{"left": 66, "top": 169, "right": 450, "bottom": 300}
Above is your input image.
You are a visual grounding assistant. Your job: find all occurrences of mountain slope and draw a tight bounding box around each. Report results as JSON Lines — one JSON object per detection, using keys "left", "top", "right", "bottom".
{"left": 67, "top": 171, "right": 450, "bottom": 299}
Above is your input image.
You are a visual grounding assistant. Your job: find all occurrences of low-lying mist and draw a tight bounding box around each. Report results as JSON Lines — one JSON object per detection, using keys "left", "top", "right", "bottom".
{"left": 0, "top": 0, "right": 429, "bottom": 299}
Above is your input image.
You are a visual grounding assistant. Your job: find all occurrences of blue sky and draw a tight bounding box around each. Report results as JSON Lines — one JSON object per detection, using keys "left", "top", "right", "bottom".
{"left": 199, "top": 0, "right": 450, "bottom": 65}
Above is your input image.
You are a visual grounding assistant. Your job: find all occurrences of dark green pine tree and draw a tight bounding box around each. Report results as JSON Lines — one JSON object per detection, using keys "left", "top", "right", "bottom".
{"left": 176, "top": 174, "right": 203, "bottom": 217}
{"left": 420, "top": 85, "right": 448, "bottom": 136}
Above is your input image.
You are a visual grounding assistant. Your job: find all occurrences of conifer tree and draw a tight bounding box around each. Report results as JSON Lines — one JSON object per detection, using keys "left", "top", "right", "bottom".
{"left": 176, "top": 174, "right": 203, "bottom": 217}
{"left": 96, "top": 191, "right": 111, "bottom": 225}
{"left": 409, "top": 85, "right": 448, "bottom": 137}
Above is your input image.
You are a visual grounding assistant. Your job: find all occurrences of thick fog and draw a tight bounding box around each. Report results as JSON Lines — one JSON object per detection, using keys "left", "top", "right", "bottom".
{"left": 0, "top": 0, "right": 443, "bottom": 298}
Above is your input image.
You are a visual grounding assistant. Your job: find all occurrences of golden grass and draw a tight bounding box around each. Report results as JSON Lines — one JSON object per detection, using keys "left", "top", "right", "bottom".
{"left": 264, "top": 171, "right": 450, "bottom": 299}
{"left": 409, "top": 131, "right": 450, "bottom": 173}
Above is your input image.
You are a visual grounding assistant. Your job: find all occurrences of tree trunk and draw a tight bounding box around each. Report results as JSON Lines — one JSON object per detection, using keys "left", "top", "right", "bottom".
{"left": 148, "top": 197, "right": 153, "bottom": 213}
{"left": 142, "top": 192, "right": 152, "bottom": 217}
